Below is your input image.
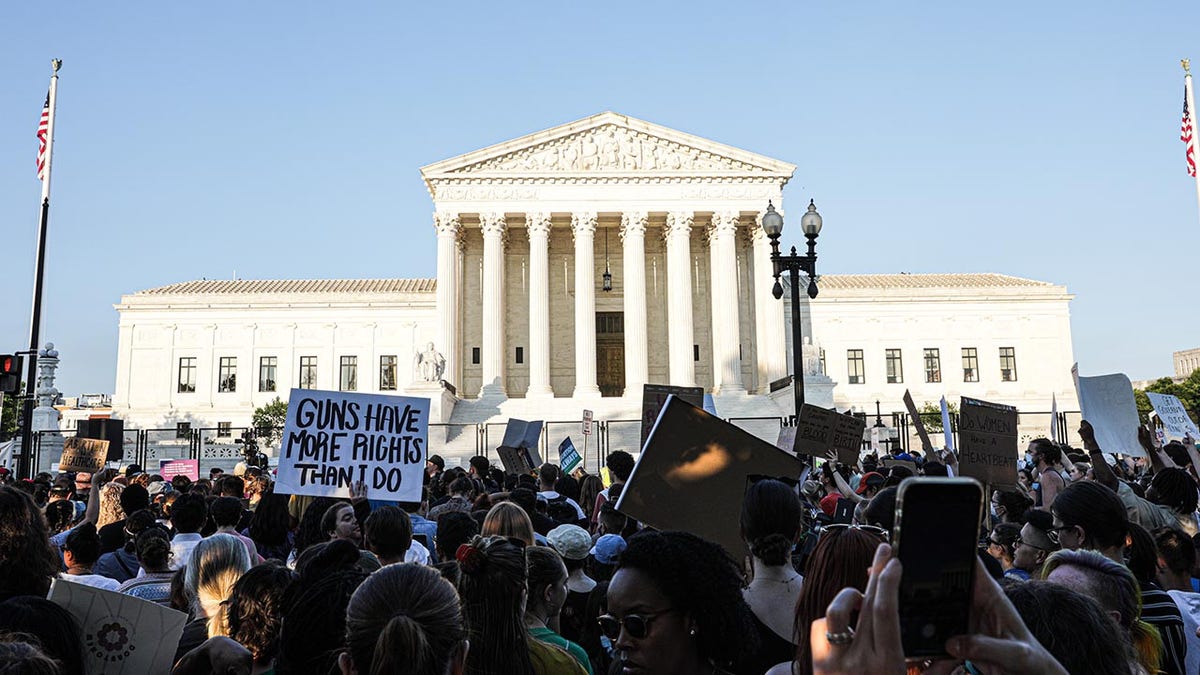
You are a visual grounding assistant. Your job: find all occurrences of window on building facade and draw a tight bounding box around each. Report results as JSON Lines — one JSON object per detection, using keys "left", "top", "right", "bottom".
{"left": 218, "top": 357, "right": 237, "bottom": 393}
{"left": 259, "top": 356, "right": 277, "bottom": 392}
{"left": 380, "top": 355, "right": 397, "bottom": 391}
{"left": 1000, "top": 347, "right": 1017, "bottom": 382}
{"left": 177, "top": 357, "right": 196, "bottom": 393}
{"left": 847, "top": 349, "right": 865, "bottom": 384}
{"left": 693, "top": 345, "right": 700, "bottom": 362}
{"left": 176, "top": 422, "right": 191, "bottom": 439}
{"left": 299, "top": 356, "right": 318, "bottom": 389}
{"left": 962, "top": 348, "right": 979, "bottom": 382}
{"left": 340, "top": 356, "right": 358, "bottom": 391}
{"left": 218, "top": 421, "right": 232, "bottom": 437}
{"left": 515, "top": 347, "right": 524, "bottom": 364}
{"left": 819, "top": 349, "right": 826, "bottom": 375}
{"left": 924, "top": 348, "right": 941, "bottom": 383}
{"left": 471, "top": 347, "right": 480, "bottom": 365}
{"left": 885, "top": 349, "right": 903, "bottom": 384}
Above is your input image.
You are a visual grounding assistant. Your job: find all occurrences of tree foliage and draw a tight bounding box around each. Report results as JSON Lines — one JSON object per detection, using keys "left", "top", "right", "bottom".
{"left": 252, "top": 397, "right": 289, "bottom": 447}
{"left": 916, "top": 400, "right": 958, "bottom": 434}
{"left": 1134, "top": 369, "right": 1200, "bottom": 423}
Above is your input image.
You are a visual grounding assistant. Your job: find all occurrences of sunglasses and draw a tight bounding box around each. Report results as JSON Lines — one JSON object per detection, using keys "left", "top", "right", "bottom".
{"left": 597, "top": 610, "right": 671, "bottom": 640}
{"left": 822, "top": 523, "right": 890, "bottom": 541}
{"left": 1046, "top": 525, "right": 1074, "bottom": 545}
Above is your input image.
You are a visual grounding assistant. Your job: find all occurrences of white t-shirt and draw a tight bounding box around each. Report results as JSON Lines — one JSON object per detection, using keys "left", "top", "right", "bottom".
{"left": 170, "top": 532, "right": 203, "bottom": 571}
{"left": 537, "top": 490, "right": 586, "bottom": 521}
{"left": 1168, "top": 589, "right": 1200, "bottom": 675}
{"left": 59, "top": 573, "right": 120, "bottom": 592}
{"left": 404, "top": 539, "right": 431, "bottom": 565}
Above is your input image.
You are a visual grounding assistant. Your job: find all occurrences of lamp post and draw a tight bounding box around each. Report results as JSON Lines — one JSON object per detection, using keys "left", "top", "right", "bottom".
{"left": 760, "top": 199, "right": 822, "bottom": 424}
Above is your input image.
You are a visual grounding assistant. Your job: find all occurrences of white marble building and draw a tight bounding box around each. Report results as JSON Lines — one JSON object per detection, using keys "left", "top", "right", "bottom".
{"left": 112, "top": 112, "right": 1079, "bottom": 459}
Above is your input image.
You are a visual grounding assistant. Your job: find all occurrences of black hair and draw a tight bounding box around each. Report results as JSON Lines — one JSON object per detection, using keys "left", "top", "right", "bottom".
{"left": 170, "top": 474, "right": 192, "bottom": 493}
{"left": 1162, "top": 442, "right": 1191, "bottom": 468}
{"left": 456, "top": 535, "right": 535, "bottom": 675}
{"left": 1155, "top": 527, "right": 1196, "bottom": 577}
{"left": 64, "top": 522, "right": 101, "bottom": 566}
{"left": 525, "top": 545, "right": 567, "bottom": 616}
{"left": 436, "top": 511, "right": 480, "bottom": 562}
{"left": 0, "top": 597, "right": 85, "bottom": 674}
{"left": 862, "top": 486, "right": 898, "bottom": 532}
{"left": 923, "top": 461, "right": 948, "bottom": 476}
{"left": 248, "top": 490, "right": 291, "bottom": 548}
{"left": 364, "top": 505, "right": 413, "bottom": 560}
{"left": 991, "top": 522, "right": 1021, "bottom": 560}
{"left": 44, "top": 500, "right": 75, "bottom": 534}
{"left": 1023, "top": 508, "right": 1055, "bottom": 532}
{"left": 1149, "top": 468, "right": 1199, "bottom": 515}
{"left": 554, "top": 475, "right": 580, "bottom": 503}
{"left": 209, "top": 496, "right": 244, "bottom": 528}
{"left": 605, "top": 451, "right": 635, "bottom": 482}
{"left": 227, "top": 562, "right": 296, "bottom": 666}
{"left": 277, "top": 549, "right": 369, "bottom": 675}
{"left": 135, "top": 527, "right": 172, "bottom": 571}
{"left": 449, "top": 476, "right": 474, "bottom": 496}
{"left": 469, "top": 455, "right": 490, "bottom": 476}
{"left": 0, "top": 634, "right": 63, "bottom": 674}
{"left": 220, "top": 475, "right": 245, "bottom": 498}
{"left": 508, "top": 487, "right": 539, "bottom": 516}
{"left": 170, "top": 492, "right": 209, "bottom": 534}
{"left": 740, "top": 478, "right": 802, "bottom": 567}
{"left": 119, "top": 483, "right": 149, "bottom": 517}
{"left": 1030, "top": 438, "right": 1062, "bottom": 465}
{"left": 995, "top": 489, "right": 1033, "bottom": 521}
{"left": 0, "top": 487, "right": 59, "bottom": 599}
{"left": 617, "top": 531, "right": 758, "bottom": 667}
{"left": 320, "top": 501, "right": 355, "bottom": 540}
{"left": 293, "top": 497, "right": 340, "bottom": 556}
{"left": 1052, "top": 480, "right": 1128, "bottom": 551}
{"left": 1125, "top": 522, "right": 1160, "bottom": 585}
{"left": 122, "top": 508, "right": 159, "bottom": 553}
{"left": 1005, "top": 581, "right": 1134, "bottom": 675}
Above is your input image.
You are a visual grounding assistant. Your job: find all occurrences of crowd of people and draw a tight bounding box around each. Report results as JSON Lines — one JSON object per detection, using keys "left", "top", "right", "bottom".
{"left": 1, "top": 418, "right": 1200, "bottom": 674}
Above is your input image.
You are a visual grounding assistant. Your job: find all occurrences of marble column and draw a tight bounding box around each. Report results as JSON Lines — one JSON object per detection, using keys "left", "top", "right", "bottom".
{"left": 710, "top": 211, "right": 745, "bottom": 394}
{"left": 434, "top": 212, "right": 461, "bottom": 388}
{"left": 572, "top": 212, "right": 601, "bottom": 397}
{"left": 665, "top": 211, "right": 696, "bottom": 387}
{"left": 479, "top": 212, "right": 507, "bottom": 396}
{"left": 620, "top": 212, "right": 649, "bottom": 396}
{"left": 752, "top": 215, "right": 787, "bottom": 392}
{"left": 526, "top": 213, "right": 553, "bottom": 398}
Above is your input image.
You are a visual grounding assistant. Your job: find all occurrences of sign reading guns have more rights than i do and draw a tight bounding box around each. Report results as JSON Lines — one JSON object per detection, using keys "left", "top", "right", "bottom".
{"left": 275, "top": 389, "right": 429, "bottom": 502}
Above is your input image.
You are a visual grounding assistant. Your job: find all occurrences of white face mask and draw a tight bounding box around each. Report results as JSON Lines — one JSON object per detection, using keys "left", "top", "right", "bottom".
{"left": 990, "top": 503, "right": 1002, "bottom": 520}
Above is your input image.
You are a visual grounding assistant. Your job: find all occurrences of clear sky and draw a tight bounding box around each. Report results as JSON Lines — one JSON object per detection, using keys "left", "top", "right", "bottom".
{"left": 1, "top": 1, "right": 1198, "bottom": 396}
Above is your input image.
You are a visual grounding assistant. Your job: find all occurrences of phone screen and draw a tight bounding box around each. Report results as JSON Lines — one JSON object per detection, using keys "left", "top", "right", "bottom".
{"left": 894, "top": 478, "right": 982, "bottom": 658}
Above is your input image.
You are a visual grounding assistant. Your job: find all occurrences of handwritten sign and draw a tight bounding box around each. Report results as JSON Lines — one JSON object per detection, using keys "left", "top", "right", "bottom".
{"left": 640, "top": 384, "right": 704, "bottom": 450}
{"left": 957, "top": 397, "right": 1018, "bottom": 487}
{"left": 794, "top": 404, "right": 866, "bottom": 465}
{"left": 618, "top": 395, "right": 805, "bottom": 556}
{"left": 559, "top": 437, "right": 583, "bottom": 474}
{"left": 59, "top": 437, "right": 110, "bottom": 473}
{"left": 1147, "top": 392, "right": 1200, "bottom": 441}
{"left": 275, "top": 389, "right": 428, "bottom": 502}
{"left": 775, "top": 426, "right": 797, "bottom": 453}
{"left": 158, "top": 458, "right": 200, "bottom": 481}
{"left": 903, "top": 390, "right": 934, "bottom": 452}
{"left": 49, "top": 578, "right": 188, "bottom": 674}
{"left": 1071, "top": 366, "right": 1144, "bottom": 457}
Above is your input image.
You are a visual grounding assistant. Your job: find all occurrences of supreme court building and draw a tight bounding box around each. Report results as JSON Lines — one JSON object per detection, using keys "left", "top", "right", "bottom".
{"left": 113, "top": 112, "right": 1079, "bottom": 461}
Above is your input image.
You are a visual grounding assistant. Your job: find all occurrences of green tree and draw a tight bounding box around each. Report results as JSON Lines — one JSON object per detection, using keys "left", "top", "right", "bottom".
{"left": 1134, "top": 369, "right": 1200, "bottom": 423}
{"left": 253, "top": 397, "right": 289, "bottom": 447}
{"left": 0, "top": 390, "right": 20, "bottom": 440}
{"left": 916, "top": 400, "right": 957, "bottom": 434}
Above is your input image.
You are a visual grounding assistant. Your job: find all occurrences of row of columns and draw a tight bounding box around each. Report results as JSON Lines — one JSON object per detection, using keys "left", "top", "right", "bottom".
{"left": 433, "top": 210, "right": 789, "bottom": 398}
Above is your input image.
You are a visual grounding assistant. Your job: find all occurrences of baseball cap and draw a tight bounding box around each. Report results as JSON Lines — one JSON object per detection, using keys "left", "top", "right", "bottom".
{"left": 148, "top": 481, "right": 171, "bottom": 497}
{"left": 855, "top": 472, "right": 886, "bottom": 495}
{"left": 819, "top": 493, "right": 840, "bottom": 516}
{"left": 124, "top": 464, "right": 144, "bottom": 477}
{"left": 546, "top": 524, "right": 591, "bottom": 561}
{"left": 427, "top": 455, "right": 445, "bottom": 470}
{"left": 589, "top": 534, "right": 627, "bottom": 565}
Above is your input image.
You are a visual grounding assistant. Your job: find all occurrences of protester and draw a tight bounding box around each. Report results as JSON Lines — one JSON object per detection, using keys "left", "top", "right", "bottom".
{"left": 1156, "top": 526, "right": 1200, "bottom": 675}
{"left": 116, "top": 527, "right": 175, "bottom": 604}
{"left": 986, "top": 522, "right": 1022, "bottom": 576}
{"left": 546, "top": 524, "right": 598, "bottom": 646}
{"left": 482, "top": 501, "right": 537, "bottom": 546}
{"left": 169, "top": 492, "right": 209, "bottom": 570}
{"left": 94, "top": 508, "right": 158, "bottom": 582}
{"left": 341, "top": 562, "right": 468, "bottom": 675}
{"left": 276, "top": 540, "right": 369, "bottom": 674}
{"left": 0, "top": 597, "right": 86, "bottom": 675}
{"left": 1125, "top": 522, "right": 1189, "bottom": 675}
{"left": 1050, "top": 478, "right": 1129, "bottom": 561}
{"left": 435, "top": 510, "right": 480, "bottom": 564}
{"left": 428, "top": 476, "right": 475, "bottom": 522}
{"left": 245, "top": 490, "right": 293, "bottom": 561}
{"left": 587, "top": 533, "right": 625, "bottom": 583}
{"left": 1042, "top": 548, "right": 1163, "bottom": 673}
{"left": 59, "top": 522, "right": 120, "bottom": 591}
{"left": 594, "top": 451, "right": 635, "bottom": 516}
{"left": 1010, "top": 509, "right": 1059, "bottom": 580}
{"left": 537, "top": 464, "right": 587, "bottom": 526}
{"left": 1028, "top": 438, "right": 1067, "bottom": 511}
{"left": 175, "top": 533, "right": 254, "bottom": 663}
{"left": 607, "top": 530, "right": 756, "bottom": 675}
{"left": 741, "top": 478, "right": 805, "bottom": 675}
{"left": 211, "top": 496, "right": 261, "bottom": 562}
{"left": 225, "top": 561, "right": 295, "bottom": 675}
{"left": 990, "top": 488, "right": 1033, "bottom": 525}
{"left": 98, "top": 483, "right": 149, "bottom": 554}
{"left": 402, "top": 495, "right": 439, "bottom": 562}
{"left": 526, "top": 545, "right": 593, "bottom": 673}
{"left": 95, "top": 480, "right": 127, "bottom": 532}
{"left": 578, "top": 474, "right": 603, "bottom": 528}
{"left": 364, "top": 504, "right": 418, "bottom": 565}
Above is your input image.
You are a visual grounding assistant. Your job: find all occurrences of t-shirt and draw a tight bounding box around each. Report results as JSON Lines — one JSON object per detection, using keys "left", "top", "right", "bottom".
{"left": 1117, "top": 481, "right": 1199, "bottom": 536}
{"left": 59, "top": 572, "right": 120, "bottom": 591}
{"left": 1167, "top": 589, "right": 1200, "bottom": 675}
{"left": 528, "top": 626, "right": 592, "bottom": 675}
{"left": 1141, "top": 584, "right": 1188, "bottom": 675}
{"left": 537, "top": 491, "right": 587, "bottom": 522}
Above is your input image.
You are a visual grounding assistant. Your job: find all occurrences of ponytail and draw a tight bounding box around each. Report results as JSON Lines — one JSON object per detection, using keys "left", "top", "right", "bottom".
{"left": 750, "top": 533, "right": 793, "bottom": 567}
{"left": 371, "top": 613, "right": 431, "bottom": 675}
{"left": 1130, "top": 619, "right": 1163, "bottom": 674}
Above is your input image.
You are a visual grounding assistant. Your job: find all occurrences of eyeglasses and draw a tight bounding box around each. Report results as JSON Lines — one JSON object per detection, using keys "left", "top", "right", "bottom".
{"left": 822, "top": 523, "right": 890, "bottom": 541}
{"left": 597, "top": 611, "right": 671, "bottom": 640}
{"left": 1046, "top": 525, "right": 1074, "bottom": 545}
{"left": 1014, "top": 535, "right": 1050, "bottom": 552}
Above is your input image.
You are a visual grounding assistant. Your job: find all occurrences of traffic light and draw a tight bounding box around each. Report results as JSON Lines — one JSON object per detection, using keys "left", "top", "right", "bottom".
{"left": 0, "top": 354, "right": 22, "bottom": 395}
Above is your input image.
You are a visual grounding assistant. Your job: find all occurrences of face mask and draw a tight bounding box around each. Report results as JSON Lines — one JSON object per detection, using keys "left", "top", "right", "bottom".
{"left": 990, "top": 503, "right": 1002, "bottom": 520}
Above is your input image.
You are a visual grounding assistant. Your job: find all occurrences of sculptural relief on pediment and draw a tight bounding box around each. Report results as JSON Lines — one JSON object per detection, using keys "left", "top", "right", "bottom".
{"left": 452, "top": 124, "right": 769, "bottom": 175}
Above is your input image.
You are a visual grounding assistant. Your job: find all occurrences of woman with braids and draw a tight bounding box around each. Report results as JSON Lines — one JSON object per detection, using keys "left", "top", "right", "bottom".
{"left": 117, "top": 527, "right": 175, "bottom": 604}
{"left": 245, "top": 489, "right": 295, "bottom": 562}
{"left": 605, "top": 530, "right": 758, "bottom": 675}
{"left": 525, "top": 545, "right": 593, "bottom": 674}
{"left": 94, "top": 508, "right": 159, "bottom": 582}
{"left": 340, "top": 563, "right": 468, "bottom": 675}
{"left": 740, "top": 478, "right": 804, "bottom": 675}
{"left": 456, "top": 535, "right": 585, "bottom": 675}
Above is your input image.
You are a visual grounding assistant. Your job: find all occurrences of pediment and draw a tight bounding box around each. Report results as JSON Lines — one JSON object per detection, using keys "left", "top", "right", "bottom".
{"left": 421, "top": 112, "right": 796, "bottom": 182}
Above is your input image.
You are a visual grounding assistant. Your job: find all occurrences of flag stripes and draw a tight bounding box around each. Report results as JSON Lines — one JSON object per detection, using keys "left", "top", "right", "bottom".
{"left": 36, "top": 93, "right": 49, "bottom": 180}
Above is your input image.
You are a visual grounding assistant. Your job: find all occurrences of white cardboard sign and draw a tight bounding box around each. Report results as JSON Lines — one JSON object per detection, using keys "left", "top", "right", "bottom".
{"left": 275, "top": 388, "right": 429, "bottom": 502}
{"left": 1146, "top": 392, "right": 1200, "bottom": 441}
{"left": 1072, "top": 366, "right": 1144, "bottom": 457}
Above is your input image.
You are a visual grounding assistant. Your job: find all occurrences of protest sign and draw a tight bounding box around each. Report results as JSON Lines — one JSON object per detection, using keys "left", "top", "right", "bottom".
{"left": 582, "top": 410, "right": 593, "bottom": 436}
{"left": 1146, "top": 392, "right": 1200, "bottom": 441}
{"left": 617, "top": 395, "right": 806, "bottom": 556}
{"left": 559, "top": 437, "right": 583, "bottom": 474}
{"left": 275, "top": 388, "right": 429, "bottom": 502}
{"left": 497, "top": 446, "right": 535, "bottom": 475}
{"left": 49, "top": 578, "right": 187, "bottom": 674}
{"left": 794, "top": 404, "right": 866, "bottom": 465}
{"left": 957, "top": 397, "right": 1018, "bottom": 487}
{"left": 775, "top": 426, "right": 797, "bottom": 453}
{"left": 59, "top": 437, "right": 110, "bottom": 473}
{"left": 940, "top": 396, "right": 955, "bottom": 452}
{"left": 880, "top": 456, "right": 919, "bottom": 475}
{"left": 903, "top": 390, "right": 934, "bottom": 452}
{"left": 640, "top": 384, "right": 704, "bottom": 449}
{"left": 1071, "top": 366, "right": 1144, "bottom": 457}
{"left": 501, "top": 418, "right": 543, "bottom": 463}
{"left": 158, "top": 458, "right": 199, "bottom": 482}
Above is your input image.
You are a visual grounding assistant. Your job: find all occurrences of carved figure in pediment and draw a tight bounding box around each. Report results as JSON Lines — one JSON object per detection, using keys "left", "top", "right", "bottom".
{"left": 600, "top": 130, "right": 620, "bottom": 168}
{"left": 642, "top": 140, "right": 657, "bottom": 170}
{"left": 561, "top": 142, "right": 579, "bottom": 170}
{"left": 667, "top": 146, "right": 682, "bottom": 170}
{"left": 620, "top": 133, "right": 640, "bottom": 170}
{"left": 580, "top": 134, "right": 598, "bottom": 170}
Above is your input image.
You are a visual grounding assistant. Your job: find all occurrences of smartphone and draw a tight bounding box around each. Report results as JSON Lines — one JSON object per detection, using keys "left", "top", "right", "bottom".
{"left": 893, "top": 477, "right": 983, "bottom": 658}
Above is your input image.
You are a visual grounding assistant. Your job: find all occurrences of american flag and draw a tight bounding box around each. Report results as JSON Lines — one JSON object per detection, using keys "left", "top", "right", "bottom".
{"left": 36, "top": 93, "right": 49, "bottom": 180}
{"left": 1185, "top": 87, "right": 1197, "bottom": 178}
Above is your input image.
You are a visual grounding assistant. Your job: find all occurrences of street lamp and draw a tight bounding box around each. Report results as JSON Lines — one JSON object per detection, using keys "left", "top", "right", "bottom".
{"left": 761, "top": 199, "right": 822, "bottom": 424}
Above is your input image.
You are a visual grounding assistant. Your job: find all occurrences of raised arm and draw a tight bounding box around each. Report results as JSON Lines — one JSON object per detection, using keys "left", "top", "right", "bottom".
{"left": 825, "top": 453, "right": 864, "bottom": 504}
{"left": 1080, "top": 420, "right": 1119, "bottom": 492}
{"left": 1138, "top": 425, "right": 1173, "bottom": 474}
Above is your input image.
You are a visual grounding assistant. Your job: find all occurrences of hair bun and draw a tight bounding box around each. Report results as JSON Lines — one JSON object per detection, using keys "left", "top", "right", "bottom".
{"left": 750, "top": 533, "right": 793, "bottom": 566}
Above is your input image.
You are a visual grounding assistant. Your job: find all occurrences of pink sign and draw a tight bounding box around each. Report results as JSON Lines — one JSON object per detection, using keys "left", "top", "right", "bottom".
{"left": 158, "top": 458, "right": 199, "bottom": 481}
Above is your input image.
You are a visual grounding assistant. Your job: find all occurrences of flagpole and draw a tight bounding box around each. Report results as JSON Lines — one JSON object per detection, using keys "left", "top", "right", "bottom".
{"left": 1186, "top": 59, "right": 1200, "bottom": 224}
{"left": 18, "top": 59, "right": 61, "bottom": 479}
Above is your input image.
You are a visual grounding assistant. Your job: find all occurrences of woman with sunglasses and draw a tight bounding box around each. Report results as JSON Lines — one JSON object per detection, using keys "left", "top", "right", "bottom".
{"left": 985, "top": 522, "right": 1022, "bottom": 576}
{"left": 604, "top": 530, "right": 756, "bottom": 674}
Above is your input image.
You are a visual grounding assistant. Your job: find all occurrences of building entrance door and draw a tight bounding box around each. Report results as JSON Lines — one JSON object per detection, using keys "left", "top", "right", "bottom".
{"left": 596, "top": 312, "right": 625, "bottom": 397}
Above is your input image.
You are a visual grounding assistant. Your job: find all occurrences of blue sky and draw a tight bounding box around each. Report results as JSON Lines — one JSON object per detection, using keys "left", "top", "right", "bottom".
{"left": 1, "top": 1, "right": 1198, "bottom": 395}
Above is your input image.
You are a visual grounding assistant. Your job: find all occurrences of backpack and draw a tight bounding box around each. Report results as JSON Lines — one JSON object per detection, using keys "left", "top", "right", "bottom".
{"left": 546, "top": 495, "right": 579, "bottom": 525}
